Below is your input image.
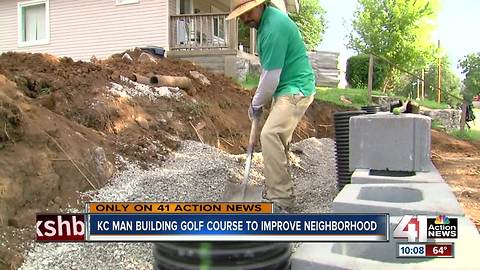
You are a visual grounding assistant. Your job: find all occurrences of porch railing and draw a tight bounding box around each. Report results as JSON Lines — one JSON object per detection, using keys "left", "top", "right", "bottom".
{"left": 170, "top": 13, "right": 230, "bottom": 50}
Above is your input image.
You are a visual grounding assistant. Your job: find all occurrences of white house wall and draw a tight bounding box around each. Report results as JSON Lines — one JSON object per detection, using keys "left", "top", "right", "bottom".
{"left": 0, "top": 0, "right": 169, "bottom": 60}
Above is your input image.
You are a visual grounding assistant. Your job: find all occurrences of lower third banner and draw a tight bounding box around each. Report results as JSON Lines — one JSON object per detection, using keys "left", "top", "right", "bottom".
{"left": 87, "top": 214, "right": 388, "bottom": 241}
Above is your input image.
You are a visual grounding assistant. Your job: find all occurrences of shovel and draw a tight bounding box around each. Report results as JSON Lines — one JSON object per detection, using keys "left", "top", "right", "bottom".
{"left": 222, "top": 117, "right": 263, "bottom": 202}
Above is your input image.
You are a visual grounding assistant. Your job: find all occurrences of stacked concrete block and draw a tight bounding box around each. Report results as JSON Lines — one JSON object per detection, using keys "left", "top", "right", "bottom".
{"left": 291, "top": 217, "right": 480, "bottom": 270}
{"left": 349, "top": 113, "right": 431, "bottom": 172}
{"left": 351, "top": 161, "right": 444, "bottom": 184}
{"left": 332, "top": 183, "right": 464, "bottom": 216}
{"left": 307, "top": 51, "right": 340, "bottom": 87}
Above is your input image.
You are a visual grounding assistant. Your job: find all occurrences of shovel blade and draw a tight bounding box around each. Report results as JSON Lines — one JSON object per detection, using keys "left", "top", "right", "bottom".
{"left": 222, "top": 182, "right": 263, "bottom": 202}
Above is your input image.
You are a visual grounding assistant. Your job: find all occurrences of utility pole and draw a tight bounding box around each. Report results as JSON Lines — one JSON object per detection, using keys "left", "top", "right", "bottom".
{"left": 460, "top": 100, "right": 467, "bottom": 132}
{"left": 421, "top": 69, "right": 425, "bottom": 100}
{"left": 416, "top": 78, "right": 420, "bottom": 99}
{"left": 250, "top": 28, "right": 256, "bottom": 54}
{"left": 437, "top": 40, "right": 442, "bottom": 103}
{"left": 367, "top": 54, "right": 374, "bottom": 104}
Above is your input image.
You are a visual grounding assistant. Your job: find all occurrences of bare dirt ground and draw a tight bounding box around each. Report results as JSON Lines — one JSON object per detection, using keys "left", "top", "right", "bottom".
{"left": 431, "top": 130, "right": 480, "bottom": 230}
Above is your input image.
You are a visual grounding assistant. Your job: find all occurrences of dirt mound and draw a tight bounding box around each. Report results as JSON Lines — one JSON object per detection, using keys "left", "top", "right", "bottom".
{"left": 431, "top": 129, "right": 480, "bottom": 230}
{"left": 431, "top": 129, "right": 478, "bottom": 153}
{"left": 0, "top": 96, "right": 22, "bottom": 146}
{"left": 0, "top": 49, "right": 343, "bottom": 156}
{"left": 0, "top": 74, "right": 114, "bottom": 227}
{"left": 0, "top": 50, "right": 249, "bottom": 155}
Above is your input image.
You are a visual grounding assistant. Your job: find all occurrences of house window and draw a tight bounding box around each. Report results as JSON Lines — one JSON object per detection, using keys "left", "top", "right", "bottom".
{"left": 213, "top": 18, "right": 225, "bottom": 39}
{"left": 18, "top": 0, "right": 49, "bottom": 46}
{"left": 211, "top": 6, "right": 225, "bottom": 40}
{"left": 116, "top": 0, "right": 139, "bottom": 5}
{"left": 176, "top": 0, "right": 193, "bottom": 14}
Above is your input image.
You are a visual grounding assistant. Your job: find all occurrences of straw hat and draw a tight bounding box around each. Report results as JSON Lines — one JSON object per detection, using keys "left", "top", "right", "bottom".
{"left": 226, "top": 0, "right": 287, "bottom": 21}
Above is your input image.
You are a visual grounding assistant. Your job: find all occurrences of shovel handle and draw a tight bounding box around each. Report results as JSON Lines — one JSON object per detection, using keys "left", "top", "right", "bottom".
{"left": 246, "top": 118, "right": 259, "bottom": 155}
{"left": 241, "top": 118, "right": 259, "bottom": 194}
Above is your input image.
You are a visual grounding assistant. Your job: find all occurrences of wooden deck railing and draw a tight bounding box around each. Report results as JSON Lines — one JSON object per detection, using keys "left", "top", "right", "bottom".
{"left": 170, "top": 13, "right": 231, "bottom": 50}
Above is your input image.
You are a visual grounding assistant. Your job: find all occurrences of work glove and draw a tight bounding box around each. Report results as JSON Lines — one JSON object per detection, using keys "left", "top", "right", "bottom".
{"left": 248, "top": 105, "right": 263, "bottom": 121}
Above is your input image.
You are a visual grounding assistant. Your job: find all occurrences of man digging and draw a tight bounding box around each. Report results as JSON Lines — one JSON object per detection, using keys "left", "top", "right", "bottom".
{"left": 227, "top": 0, "right": 316, "bottom": 213}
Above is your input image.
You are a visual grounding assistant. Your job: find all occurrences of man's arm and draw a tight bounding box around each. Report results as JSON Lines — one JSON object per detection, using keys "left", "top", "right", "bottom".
{"left": 251, "top": 68, "right": 282, "bottom": 110}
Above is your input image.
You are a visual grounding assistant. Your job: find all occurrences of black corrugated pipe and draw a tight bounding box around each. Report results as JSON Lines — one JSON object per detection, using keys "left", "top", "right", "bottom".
{"left": 360, "top": 105, "right": 380, "bottom": 114}
{"left": 333, "top": 111, "right": 367, "bottom": 191}
{"left": 153, "top": 242, "right": 292, "bottom": 270}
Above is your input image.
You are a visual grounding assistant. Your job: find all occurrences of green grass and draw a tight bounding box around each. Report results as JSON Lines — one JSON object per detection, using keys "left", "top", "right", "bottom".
{"left": 240, "top": 72, "right": 260, "bottom": 89}
{"left": 315, "top": 87, "right": 453, "bottom": 110}
{"left": 450, "top": 129, "right": 480, "bottom": 141}
{"left": 471, "top": 109, "right": 480, "bottom": 132}
{"left": 315, "top": 88, "right": 479, "bottom": 141}
{"left": 315, "top": 87, "right": 384, "bottom": 108}
{"left": 450, "top": 109, "right": 480, "bottom": 140}
{"left": 431, "top": 120, "right": 444, "bottom": 130}
{"left": 416, "top": 99, "right": 450, "bottom": 109}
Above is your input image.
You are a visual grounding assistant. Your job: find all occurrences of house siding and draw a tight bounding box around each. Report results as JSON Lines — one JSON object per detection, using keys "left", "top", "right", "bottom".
{"left": 0, "top": 0, "right": 169, "bottom": 60}
{"left": 168, "top": 0, "right": 176, "bottom": 15}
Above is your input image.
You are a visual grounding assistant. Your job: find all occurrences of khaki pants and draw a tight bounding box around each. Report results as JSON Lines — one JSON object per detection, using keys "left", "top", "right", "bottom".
{"left": 260, "top": 94, "right": 314, "bottom": 208}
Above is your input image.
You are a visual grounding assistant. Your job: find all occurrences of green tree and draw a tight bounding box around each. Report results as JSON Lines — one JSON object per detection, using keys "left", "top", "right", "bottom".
{"left": 346, "top": 54, "right": 389, "bottom": 89}
{"left": 237, "top": 0, "right": 326, "bottom": 52}
{"left": 397, "top": 56, "right": 461, "bottom": 107}
{"left": 424, "top": 57, "right": 461, "bottom": 106}
{"left": 238, "top": 21, "right": 250, "bottom": 50}
{"left": 347, "top": 0, "right": 440, "bottom": 91}
{"left": 289, "top": 0, "right": 326, "bottom": 51}
{"left": 459, "top": 52, "right": 480, "bottom": 101}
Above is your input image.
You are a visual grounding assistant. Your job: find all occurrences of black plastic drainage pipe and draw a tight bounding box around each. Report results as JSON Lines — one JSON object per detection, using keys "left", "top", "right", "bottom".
{"left": 360, "top": 105, "right": 380, "bottom": 114}
{"left": 153, "top": 242, "right": 291, "bottom": 270}
{"left": 333, "top": 111, "right": 367, "bottom": 190}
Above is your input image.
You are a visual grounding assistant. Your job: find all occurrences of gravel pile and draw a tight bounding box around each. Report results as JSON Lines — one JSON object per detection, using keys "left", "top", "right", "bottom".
{"left": 19, "top": 138, "right": 337, "bottom": 270}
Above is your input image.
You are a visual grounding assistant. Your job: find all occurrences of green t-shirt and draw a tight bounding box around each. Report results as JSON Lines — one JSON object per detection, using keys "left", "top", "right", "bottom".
{"left": 256, "top": 5, "right": 316, "bottom": 97}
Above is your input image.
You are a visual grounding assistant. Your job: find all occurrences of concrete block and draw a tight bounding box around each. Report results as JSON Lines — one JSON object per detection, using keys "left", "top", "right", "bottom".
{"left": 291, "top": 217, "right": 480, "bottom": 270}
{"left": 351, "top": 161, "right": 444, "bottom": 184}
{"left": 349, "top": 113, "right": 431, "bottom": 172}
{"left": 332, "top": 183, "right": 464, "bottom": 216}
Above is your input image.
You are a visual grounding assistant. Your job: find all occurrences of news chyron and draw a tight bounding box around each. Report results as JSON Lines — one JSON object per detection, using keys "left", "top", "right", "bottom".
{"left": 36, "top": 202, "right": 389, "bottom": 242}
{"left": 393, "top": 215, "right": 458, "bottom": 258}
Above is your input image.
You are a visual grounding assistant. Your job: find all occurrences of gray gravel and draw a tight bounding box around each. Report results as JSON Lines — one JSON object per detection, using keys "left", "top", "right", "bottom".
{"left": 19, "top": 138, "right": 337, "bottom": 270}
{"left": 290, "top": 138, "right": 338, "bottom": 212}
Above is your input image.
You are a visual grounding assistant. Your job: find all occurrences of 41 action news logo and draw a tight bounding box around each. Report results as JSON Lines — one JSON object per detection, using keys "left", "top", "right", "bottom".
{"left": 393, "top": 215, "right": 458, "bottom": 242}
